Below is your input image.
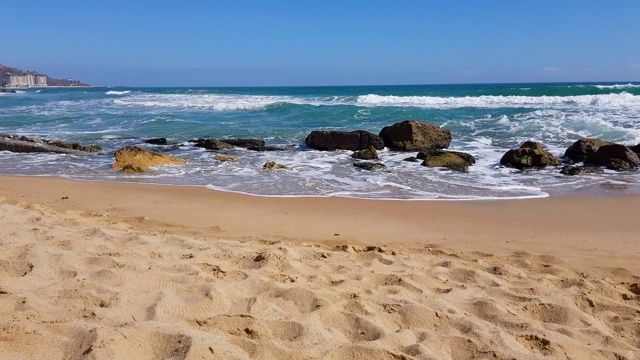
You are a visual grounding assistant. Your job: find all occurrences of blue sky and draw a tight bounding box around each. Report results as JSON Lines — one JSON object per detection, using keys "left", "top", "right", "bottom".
{"left": 2, "top": 1, "right": 639, "bottom": 86}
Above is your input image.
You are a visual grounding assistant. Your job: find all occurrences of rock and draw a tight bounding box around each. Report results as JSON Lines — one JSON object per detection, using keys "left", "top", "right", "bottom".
{"left": 112, "top": 146, "right": 186, "bottom": 170}
{"left": 224, "top": 138, "right": 265, "bottom": 149}
{"left": 0, "top": 135, "right": 98, "bottom": 155}
{"left": 353, "top": 162, "right": 385, "bottom": 170}
{"left": 403, "top": 156, "right": 419, "bottom": 162}
{"left": 145, "top": 138, "right": 168, "bottom": 145}
{"left": 606, "top": 158, "right": 635, "bottom": 171}
{"left": 418, "top": 150, "right": 475, "bottom": 164}
{"left": 120, "top": 164, "right": 153, "bottom": 173}
{"left": 192, "top": 138, "right": 234, "bottom": 150}
{"left": 632, "top": 144, "right": 640, "bottom": 154}
{"left": 592, "top": 144, "right": 640, "bottom": 170}
{"left": 564, "top": 138, "right": 615, "bottom": 163}
{"left": 378, "top": 120, "right": 451, "bottom": 151}
{"left": 500, "top": 141, "right": 560, "bottom": 170}
{"left": 421, "top": 150, "right": 474, "bottom": 172}
{"left": 351, "top": 146, "right": 379, "bottom": 160}
{"left": 560, "top": 165, "right": 605, "bottom": 176}
{"left": 305, "top": 130, "right": 384, "bottom": 151}
{"left": 248, "top": 145, "right": 287, "bottom": 151}
{"left": 262, "top": 161, "right": 290, "bottom": 170}
{"left": 214, "top": 154, "right": 238, "bottom": 162}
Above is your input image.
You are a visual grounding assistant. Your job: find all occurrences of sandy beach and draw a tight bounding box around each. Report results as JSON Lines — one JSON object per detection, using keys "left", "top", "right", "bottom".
{"left": 1, "top": 175, "right": 639, "bottom": 359}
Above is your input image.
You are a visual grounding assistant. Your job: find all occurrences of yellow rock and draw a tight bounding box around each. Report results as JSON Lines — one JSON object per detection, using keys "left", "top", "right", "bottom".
{"left": 214, "top": 154, "right": 238, "bottom": 162}
{"left": 112, "top": 146, "right": 186, "bottom": 170}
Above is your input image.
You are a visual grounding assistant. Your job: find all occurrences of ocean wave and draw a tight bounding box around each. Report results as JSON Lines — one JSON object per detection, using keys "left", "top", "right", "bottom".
{"left": 106, "top": 90, "right": 131, "bottom": 95}
{"left": 356, "top": 92, "right": 640, "bottom": 109}
{"left": 594, "top": 83, "right": 640, "bottom": 89}
{"left": 112, "top": 93, "right": 354, "bottom": 111}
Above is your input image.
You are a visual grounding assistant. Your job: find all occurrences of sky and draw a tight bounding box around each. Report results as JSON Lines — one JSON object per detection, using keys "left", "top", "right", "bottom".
{"left": 2, "top": 1, "right": 639, "bottom": 87}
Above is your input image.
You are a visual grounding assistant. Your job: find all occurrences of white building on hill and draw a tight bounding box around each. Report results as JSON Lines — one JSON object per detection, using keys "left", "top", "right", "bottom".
{"left": 8, "top": 74, "right": 48, "bottom": 88}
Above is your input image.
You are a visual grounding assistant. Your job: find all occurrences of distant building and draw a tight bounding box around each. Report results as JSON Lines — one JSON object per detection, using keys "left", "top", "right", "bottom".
{"left": 8, "top": 73, "right": 47, "bottom": 88}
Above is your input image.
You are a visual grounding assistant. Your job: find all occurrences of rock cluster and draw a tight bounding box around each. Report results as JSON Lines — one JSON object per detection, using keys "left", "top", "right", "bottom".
{"left": 0, "top": 134, "right": 101, "bottom": 154}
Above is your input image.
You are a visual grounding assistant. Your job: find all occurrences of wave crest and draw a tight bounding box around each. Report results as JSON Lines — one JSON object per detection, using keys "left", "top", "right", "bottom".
{"left": 357, "top": 93, "right": 640, "bottom": 109}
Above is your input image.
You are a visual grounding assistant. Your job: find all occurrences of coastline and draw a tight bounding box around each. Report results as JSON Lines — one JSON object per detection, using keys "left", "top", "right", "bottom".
{"left": 1, "top": 176, "right": 639, "bottom": 359}
{"left": 2, "top": 175, "right": 639, "bottom": 273}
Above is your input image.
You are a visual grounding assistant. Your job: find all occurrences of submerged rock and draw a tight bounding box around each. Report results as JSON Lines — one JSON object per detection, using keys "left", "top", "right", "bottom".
{"left": 145, "top": 138, "right": 168, "bottom": 145}
{"left": 560, "top": 165, "right": 605, "bottom": 176}
{"left": 351, "top": 146, "right": 379, "bottom": 160}
{"left": 112, "top": 146, "right": 186, "bottom": 170}
{"left": 305, "top": 130, "right": 384, "bottom": 151}
{"left": 214, "top": 154, "right": 238, "bottom": 162}
{"left": 500, "top": 141, "right": 560, "bottom": 170}
{"left": 353, "top": 162, "right": 385, "bottom": 170}
{"left": 224, "top": 138, "right": 265, "bottom": 149}
{"left": 378, "top": 120, "right": 451, "bottom": 151}
{"left": 262, "top": 161, "right": 290, "bottom": 170}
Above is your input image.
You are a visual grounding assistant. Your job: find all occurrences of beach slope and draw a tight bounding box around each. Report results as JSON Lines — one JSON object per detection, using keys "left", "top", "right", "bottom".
{"left": 0, "top": 176, "right": 638, "bottom": 359}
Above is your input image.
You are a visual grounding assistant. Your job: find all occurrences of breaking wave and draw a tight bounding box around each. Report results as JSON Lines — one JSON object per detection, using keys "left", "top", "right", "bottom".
{"left": 106, "top": 90, "right": 131, "bottom": 95}
{"left": 357, "top": 92, "right": 640, "bottom": 109}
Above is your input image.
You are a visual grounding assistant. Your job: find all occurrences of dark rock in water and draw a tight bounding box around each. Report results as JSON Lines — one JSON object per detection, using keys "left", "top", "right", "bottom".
{"left": 192, "top": 138, "right": 234, "bottom": 150}
{"left": 403, "top": 156, "right": 419, "bottom": 162}
{"left": 0, "top": 134, "right": 101, "bottom": 154}
{"left": 378, "top": 120, "right": 451, "bottom": 151}
{"left": 351, "top": 146, "right": 379, "bottom": 160}
{"left": 421, "top": 150, "right": 474, "bottom": 172}
{"left": 500, "top": 141, "right": 560, "bottom": 170}
{"left": 560, "top": 165, "right": 604, "bottom": 176}
{"left": 632, "top": 143, "right": 640, "bottom": 154}
{"left": 418, "top": 150, "right": 475, "bottom": 165}
{"left": 564, "top": 138, "right": 615, "bottom": 163}
{"left": 305, "top": 130, "right": 384, "bottom": 151}
{"left": 353, "top": 162, "right": 385, "bottom": 170}
{"left": 145, "top": 138, "right": 167, "bottom": 145}
{"left": 247, "top": 145, "right": 287, "bottom": 151}
{"left": 262, "top": 161, "right": 290, "bottom": 170}
{"left": 607, "top": 158, "right": 635, "bottom": 171}
{"left": 224, "top": 138, "right": 265, "bottom": 149}
{"left": 592, "top": 144, "right": 640, "bottom": 170}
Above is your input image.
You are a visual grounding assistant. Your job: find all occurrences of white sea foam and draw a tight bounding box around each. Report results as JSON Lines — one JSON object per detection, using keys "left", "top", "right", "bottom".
{"left": 112, "top": 93, "right": 354, "bottom": 111}
{"left": 594, "top": 83, "right": 640, "bottom": 89}
{"left": 356, "top": 93, "right": 640, "bottom": 109}
{"left": 106, "top": 90, "right": 131, "bottom": 95}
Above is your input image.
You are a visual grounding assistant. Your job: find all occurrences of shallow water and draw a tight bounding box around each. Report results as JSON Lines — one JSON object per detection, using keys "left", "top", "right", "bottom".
{"left": 1, "top": 83, "right": 639, "bottom": 200}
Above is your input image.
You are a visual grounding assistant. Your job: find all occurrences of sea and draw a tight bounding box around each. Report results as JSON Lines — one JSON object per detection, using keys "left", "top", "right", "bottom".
{"left": 1, "top": 83, "right": 640, "bottom": 200}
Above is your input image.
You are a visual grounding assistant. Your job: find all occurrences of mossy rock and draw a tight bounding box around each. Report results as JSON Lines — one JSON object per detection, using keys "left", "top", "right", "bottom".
{"left": 500, "top": 141, "right": 560, "bottom": 170}
{"left": 421, "top": 152, "right": 470, "bottom": 172}
{"left": 351, "top": 146, "right": 379, "bottom": 160}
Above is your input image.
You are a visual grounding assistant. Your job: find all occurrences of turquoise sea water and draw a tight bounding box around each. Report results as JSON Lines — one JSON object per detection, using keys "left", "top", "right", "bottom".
{"left": 1, "top": 83, "right": 640, "bottom": 199}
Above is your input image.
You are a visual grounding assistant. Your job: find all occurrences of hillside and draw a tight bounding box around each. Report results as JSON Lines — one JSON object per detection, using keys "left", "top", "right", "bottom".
{"left": 0, "top": 63, "right": 90, "bottom": 87}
